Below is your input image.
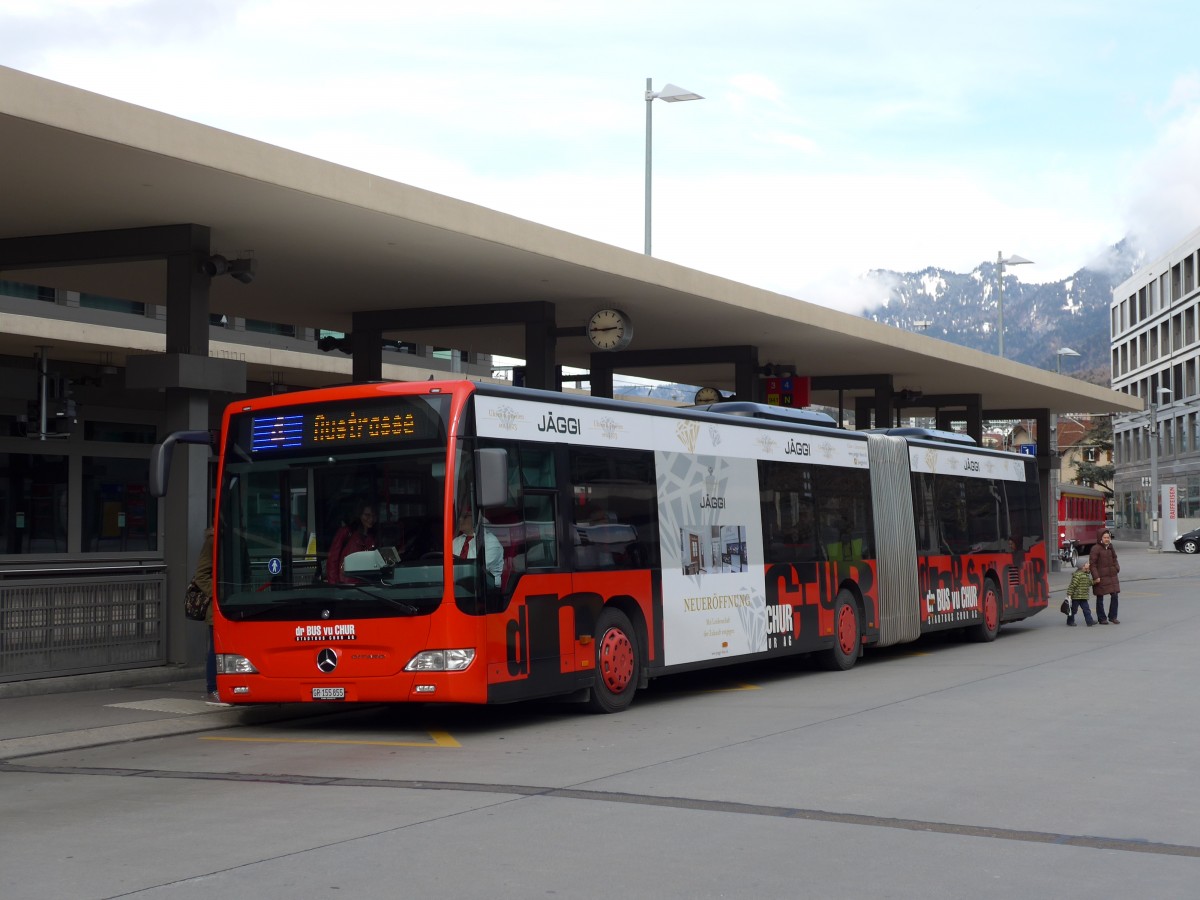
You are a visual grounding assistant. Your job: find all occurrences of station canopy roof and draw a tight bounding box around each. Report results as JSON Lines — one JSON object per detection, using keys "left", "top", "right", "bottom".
{"left": 0, "top": 66, "right": 1139, "bottom": 416}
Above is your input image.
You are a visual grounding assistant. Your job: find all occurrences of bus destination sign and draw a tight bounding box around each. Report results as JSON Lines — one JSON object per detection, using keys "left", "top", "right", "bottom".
{"left": 250, "top": 405, "right": 421, "bottom": 454}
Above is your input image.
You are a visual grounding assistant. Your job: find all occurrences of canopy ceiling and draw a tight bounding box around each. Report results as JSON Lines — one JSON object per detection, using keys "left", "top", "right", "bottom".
{"left": 0, "top": 66, "right": 1139, "bottom": 415}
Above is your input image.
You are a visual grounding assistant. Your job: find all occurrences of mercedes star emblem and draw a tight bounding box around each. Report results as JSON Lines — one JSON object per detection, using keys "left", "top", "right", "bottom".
{"left": 316, "top": 648, "right": 338, "bottom": 673}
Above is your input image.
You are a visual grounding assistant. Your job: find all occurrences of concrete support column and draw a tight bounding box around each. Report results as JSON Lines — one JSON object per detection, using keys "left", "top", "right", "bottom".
{"left": 1034, "top": 408, "right": 1054, "bottom": 552}
{"left": 351, "top": 328, "right": 383, "bottom": 382}
{"left": 873, "top": 390, "right": 893, "bottom": 431}
{"left": 163, "top": 237, "right": 213, "bottom": 670}
{"left": 734, "top": 355, "right": 756, "bottom": 403}
{"left": 524, "top": 317, "right": 558, "bottom": 390}
{"left": 854, "top": 396, "right": 875, "bottom": 430}
{"left": 589, "top": 357, "right": 615, "bottom": 398}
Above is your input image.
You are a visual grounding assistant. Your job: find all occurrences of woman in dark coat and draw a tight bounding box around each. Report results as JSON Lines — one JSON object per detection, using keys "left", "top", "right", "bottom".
{"left": 1089, "top": 529, "right": 1121, "bottom": 624}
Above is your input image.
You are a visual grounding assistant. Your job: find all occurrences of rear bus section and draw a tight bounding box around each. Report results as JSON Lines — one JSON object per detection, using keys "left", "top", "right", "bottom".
{"left": 901, "top": 433, "right": 1049, "bottom": 637}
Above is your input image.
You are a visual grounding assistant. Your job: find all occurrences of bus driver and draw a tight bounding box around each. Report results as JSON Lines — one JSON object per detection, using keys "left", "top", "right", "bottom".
{"left": 452, "top": 511, "right": 504, "bottom": 589}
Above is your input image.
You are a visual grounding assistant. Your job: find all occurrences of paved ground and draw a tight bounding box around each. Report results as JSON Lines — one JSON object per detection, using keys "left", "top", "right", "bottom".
{"left": 2, "top": 541, "right": 1198, "bottom": 899}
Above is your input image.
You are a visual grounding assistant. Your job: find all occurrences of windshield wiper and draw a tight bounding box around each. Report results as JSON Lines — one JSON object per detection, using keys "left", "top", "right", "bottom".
{"left": 343, "top": 583, "right": 420, "bottom": 615}
{"left": 221, "top": 584, "right": 420, "bottom": 619}
{"left": 227, "top": 597, "right": 305, "bottom": 621}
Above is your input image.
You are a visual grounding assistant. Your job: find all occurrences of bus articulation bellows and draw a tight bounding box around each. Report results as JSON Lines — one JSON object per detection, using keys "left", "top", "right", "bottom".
{"left": 152, "top": 380, "right": 1049, "bottom": 713}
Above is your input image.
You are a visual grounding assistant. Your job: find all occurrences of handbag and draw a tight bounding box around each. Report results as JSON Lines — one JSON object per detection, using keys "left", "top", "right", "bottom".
{"left": 1060, "top": 597, "right": 1071, "bottom": 615}
{"left": 184, "top": 580, "right": 211, "bottom": 621}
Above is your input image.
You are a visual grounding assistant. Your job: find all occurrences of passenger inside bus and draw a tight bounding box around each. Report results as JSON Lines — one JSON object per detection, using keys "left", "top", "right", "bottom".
{"left": 824, "top": 516, "right": 863, "bottom": 562}
{"left": 326, "top": 502, "right": 378, "bottom": 584}
{"left": 825, "top": 535, "right": 863, "bottom": 562}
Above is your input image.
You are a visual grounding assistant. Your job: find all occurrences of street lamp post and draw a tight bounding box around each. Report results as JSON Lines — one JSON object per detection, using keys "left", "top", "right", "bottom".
{"left": 1149, "top": 387, "right": 1172, "bottom": 550}
{"left": 996, "top": 252, "right": 1033, "bottom": 358}
{"left": 1047, "top": 347, "right": 1079, "bottom": 571}
{"left": 1056, "top": 346, "right": 1080, "bottom": 373}
{"left": 645, "top": 78, "right": 704, "bottom": 256}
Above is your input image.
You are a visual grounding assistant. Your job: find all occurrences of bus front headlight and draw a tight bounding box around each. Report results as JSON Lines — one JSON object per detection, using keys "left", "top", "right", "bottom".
{"left": 404, "top": 649, "right": 475, "bottom": 672}
{"left": 216, "top": 654, "right": 258, "bottom": 675}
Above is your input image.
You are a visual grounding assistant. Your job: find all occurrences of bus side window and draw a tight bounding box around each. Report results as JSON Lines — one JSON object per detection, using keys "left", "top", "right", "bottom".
{"left": 758, "top": 459, "right": 819, "bottom": 564}
{"left": 477, "top": 441, "right": 562, "bottom": 596}
{"left": 569, "top": 445, "right": 658, "bottom": 570}
{"left": 1005, "top": 466, "right": 1043, "bottom": 547}
{"left": 522, "top": 492, "right": 558, "bottom": 570}
{"left": 519, "top": 445, "right": 556, "bottom": 489}
{"left": 934, "top": 475, "right": 971, "bottom": 555}
{"left": 964, "top": 479, "right": 1005, "bottom": 553}
{"left": 912, "top": 473, "right": 939, "bottom": 555}
{"left": 814, "top": 467, "right": 873, "bottom": 561}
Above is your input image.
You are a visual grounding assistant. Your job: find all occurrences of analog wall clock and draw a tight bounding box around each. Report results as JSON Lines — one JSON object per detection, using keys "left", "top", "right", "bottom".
{"left": 693, "top": 386, "right": 722, "bottom": 405}
{"left": 586, "top": 308, "right": 633, "bottom": 352}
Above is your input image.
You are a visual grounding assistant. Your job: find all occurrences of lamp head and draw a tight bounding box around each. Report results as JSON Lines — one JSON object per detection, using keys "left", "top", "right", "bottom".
{"left": 654, "top": 83, "right": 704, "bottom": 102}
{"left": 199, "top": 254, "right": 255, "bottom": 284}
{"left": 228, "top": 258, "right": 256, "bottom": 285}
{"left": 199, "top": 254, "right": 229, "bottom": 277}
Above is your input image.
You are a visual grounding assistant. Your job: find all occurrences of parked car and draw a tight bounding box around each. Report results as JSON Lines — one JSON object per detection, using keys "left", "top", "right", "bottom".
{"left": 1174, "top": 528, "right": 1200, "bottom": 554}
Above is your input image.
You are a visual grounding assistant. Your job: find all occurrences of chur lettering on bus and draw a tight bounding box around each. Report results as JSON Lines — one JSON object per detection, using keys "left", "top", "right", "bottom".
{"left": 924, "top": 583, "right": 980, "bottom": 623}
{"left": 766, "top": 559, "right": 879, "bottom": 642}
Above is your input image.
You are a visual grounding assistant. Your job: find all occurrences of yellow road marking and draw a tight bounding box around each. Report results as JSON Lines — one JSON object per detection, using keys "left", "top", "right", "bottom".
{"left": 702, "top": 682, "right": 761, "bottom": 693}
{"left": 200, "top": 729, "right": 460, "bottom": 748}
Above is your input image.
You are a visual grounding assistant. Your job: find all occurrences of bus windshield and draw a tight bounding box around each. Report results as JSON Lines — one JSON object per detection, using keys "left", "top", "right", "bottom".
{"left": 215, "top": 393, "right": 462, "bottom": 620}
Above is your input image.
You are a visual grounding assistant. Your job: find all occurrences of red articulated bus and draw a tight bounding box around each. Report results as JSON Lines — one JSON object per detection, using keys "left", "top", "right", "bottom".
{"left": 1057, "top": 483, "right": 1107, "bottom": 566}
{"left": 153, "top": 381, "right": 1048, "bottom": 713}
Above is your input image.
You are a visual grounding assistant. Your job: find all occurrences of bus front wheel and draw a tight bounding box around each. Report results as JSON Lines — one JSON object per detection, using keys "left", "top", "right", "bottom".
{"left": 819, "top": 591, "right": 860, "bottom": 671}
{"left": 588, "top": 608, "right": 640, "bottom": 714}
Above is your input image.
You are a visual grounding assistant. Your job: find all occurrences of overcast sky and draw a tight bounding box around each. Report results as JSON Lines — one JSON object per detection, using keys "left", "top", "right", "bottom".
{"left": 4, "top": 0, "right": 1200, "bottom": 313}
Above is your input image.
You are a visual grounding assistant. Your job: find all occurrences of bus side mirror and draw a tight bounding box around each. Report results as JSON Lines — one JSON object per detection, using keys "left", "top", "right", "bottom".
{"left": 150, "top": 430, "right": 214, "bottom": 497}
{"left": 475, "top": 448, "right": 509, "bottom": 509}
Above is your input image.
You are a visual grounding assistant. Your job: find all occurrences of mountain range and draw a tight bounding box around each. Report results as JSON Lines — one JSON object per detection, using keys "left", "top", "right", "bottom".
{"left": 613, "top": 242, "right": 1140, "bottom": 401}
{"left": 860, "top": 242, "right": 1143, "bottom": 387}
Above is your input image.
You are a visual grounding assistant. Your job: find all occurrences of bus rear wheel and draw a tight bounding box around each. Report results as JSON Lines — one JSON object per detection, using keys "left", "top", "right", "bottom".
{"left": 588, "top": 608, "right": 640, "bottom": 713}
{"left": 819, "top": 591, "right": 860, "bottom": 671}
{"left": 968, "top": 577, "right": 1001, "bottom": 643}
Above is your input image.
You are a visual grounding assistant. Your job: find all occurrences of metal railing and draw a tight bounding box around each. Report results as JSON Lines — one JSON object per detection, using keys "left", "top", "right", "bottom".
{"left": 0, "top": 564, "right": 166, "bottom": 681}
